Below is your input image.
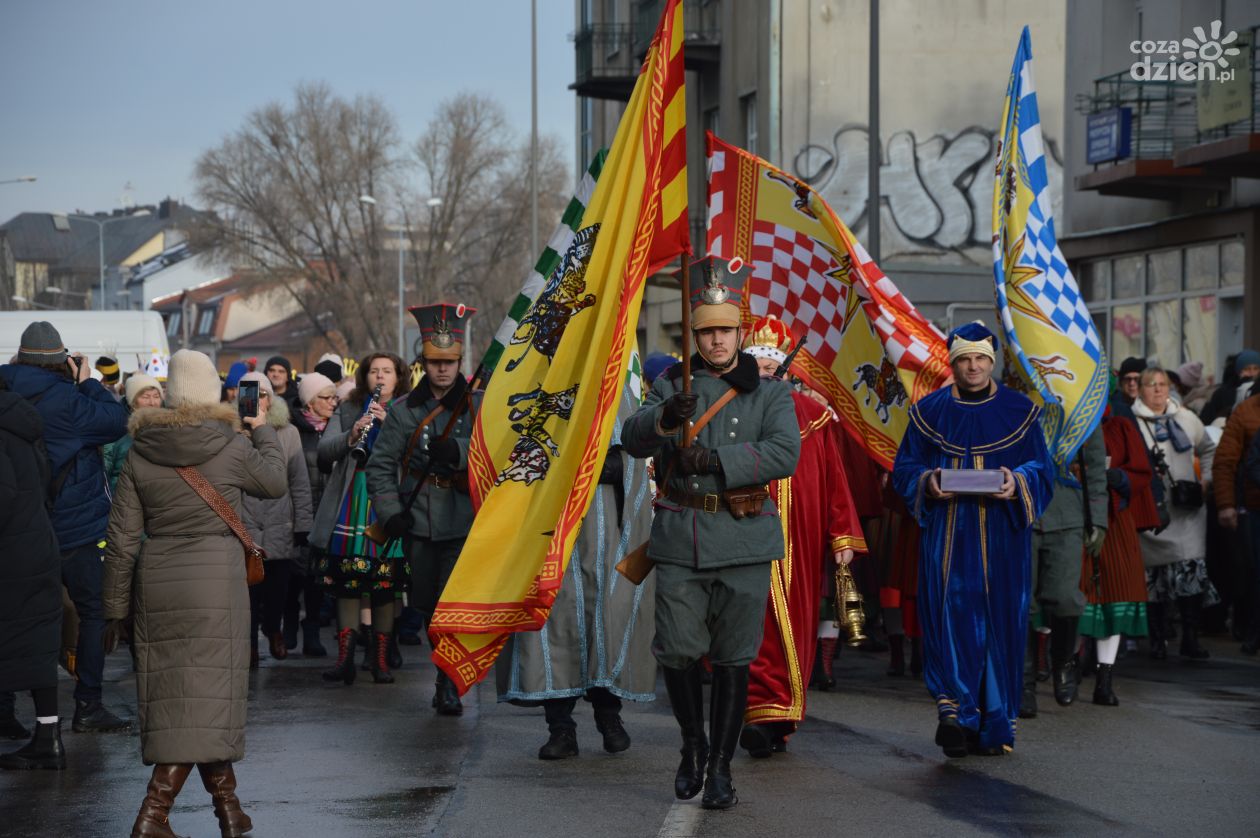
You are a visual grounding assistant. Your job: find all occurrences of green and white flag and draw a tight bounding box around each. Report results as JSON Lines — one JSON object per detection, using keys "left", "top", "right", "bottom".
{"left": 480, "top": 151, "right": 607, "bottom": 376}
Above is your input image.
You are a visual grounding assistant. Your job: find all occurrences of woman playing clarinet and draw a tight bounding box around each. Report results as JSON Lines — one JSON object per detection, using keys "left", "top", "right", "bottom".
{"left": 310, "top": 352, "right": 412, "bottom": 685}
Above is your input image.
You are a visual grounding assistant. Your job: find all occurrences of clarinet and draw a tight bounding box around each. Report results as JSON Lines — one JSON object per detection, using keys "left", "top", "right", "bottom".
{"left": 349, "top": 384, "right": 385, "bottom": 464}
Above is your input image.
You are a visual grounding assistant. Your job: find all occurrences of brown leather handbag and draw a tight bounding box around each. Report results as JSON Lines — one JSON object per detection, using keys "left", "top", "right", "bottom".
{"left": 175, "top": 466, "right": 266, "bottom": 586}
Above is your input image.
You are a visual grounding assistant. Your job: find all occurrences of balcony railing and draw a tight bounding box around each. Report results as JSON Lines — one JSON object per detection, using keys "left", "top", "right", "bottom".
{"left": 1077, "top": 24, "right": 1259, "bottom": 161}
{"left": 633, "top": 0, "right": 721, "bottom": 57}
{"left": 572, "top": 23, "right": 638, "bottom": 100}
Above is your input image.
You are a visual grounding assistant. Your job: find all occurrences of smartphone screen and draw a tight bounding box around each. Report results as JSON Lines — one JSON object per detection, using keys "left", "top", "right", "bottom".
{"left": 237, "top": 380, "right": 259, "bottom": 419}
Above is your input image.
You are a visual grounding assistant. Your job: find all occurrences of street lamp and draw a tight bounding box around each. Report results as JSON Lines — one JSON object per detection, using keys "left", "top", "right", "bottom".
{"left": 359, "top": 195, "right": 441, "bottom": 360}
{"left": 60, "top": 211, "right": 148, "bottom": 311}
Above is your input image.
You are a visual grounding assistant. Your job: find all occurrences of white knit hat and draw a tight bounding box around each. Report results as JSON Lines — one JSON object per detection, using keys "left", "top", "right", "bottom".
{"left": 124, "top": 373, "right": 162, "bottom": 407}
{"left": 165, "top": 350, "right": 223, "bottom": 408}
{"left": 298, "top": 372, "right": 336, "bottom": 406}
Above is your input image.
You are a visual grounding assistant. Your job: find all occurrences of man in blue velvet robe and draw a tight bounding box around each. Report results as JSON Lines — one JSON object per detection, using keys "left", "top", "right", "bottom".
{"left": 892, "top": 323, "right": 1054, "bottom": 757}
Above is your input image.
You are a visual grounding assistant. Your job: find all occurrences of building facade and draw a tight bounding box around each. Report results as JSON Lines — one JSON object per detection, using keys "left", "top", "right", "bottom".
{"left": 1064, "top": 0, "right": 1258, "bottom": 382}
{"left": 572, "top": 0, "right": 1069, "bottom": 354}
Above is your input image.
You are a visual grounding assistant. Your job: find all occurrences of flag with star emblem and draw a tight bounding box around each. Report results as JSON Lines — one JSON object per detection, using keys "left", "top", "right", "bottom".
{"left": 993, "top": 27, "right": 1108, "bottom": 473}
{"left": 705, "top": 132, "right": 951, "bottom": 469}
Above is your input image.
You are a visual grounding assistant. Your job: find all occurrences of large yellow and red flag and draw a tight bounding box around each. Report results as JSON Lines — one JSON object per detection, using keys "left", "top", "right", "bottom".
{"left": 706, "top": 132, "right": 950, "bottom": 469}
{"left": 429, "top": 0, "right": 689, "bottom": 694}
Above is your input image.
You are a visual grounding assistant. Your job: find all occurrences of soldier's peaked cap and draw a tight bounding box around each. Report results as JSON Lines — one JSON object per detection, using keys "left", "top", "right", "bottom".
{"left": 410, "top": 302, "right": 476, "bottom": 361}
{"left": 689, "top": 256, "right": 748, "bottom": 330}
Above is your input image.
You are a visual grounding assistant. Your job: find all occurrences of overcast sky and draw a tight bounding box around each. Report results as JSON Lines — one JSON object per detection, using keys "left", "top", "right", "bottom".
{"left": 0, "top": 0, "right": 578, "bottom": 223}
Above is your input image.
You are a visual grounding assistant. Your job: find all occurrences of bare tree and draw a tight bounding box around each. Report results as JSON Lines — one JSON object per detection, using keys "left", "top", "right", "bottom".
{"left": 191, "top": 82, "right": 403, "bottom": 355}
{"left": 192, "top": 85, "right": 570, "bottom": 363}
{"left": 408, "top": 93, "right": 569, "bottom": 360}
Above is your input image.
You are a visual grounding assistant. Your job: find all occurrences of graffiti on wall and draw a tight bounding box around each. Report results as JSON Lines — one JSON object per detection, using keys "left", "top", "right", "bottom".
{"left": 793, "top": 125, "right": 1064, "bottom": 265}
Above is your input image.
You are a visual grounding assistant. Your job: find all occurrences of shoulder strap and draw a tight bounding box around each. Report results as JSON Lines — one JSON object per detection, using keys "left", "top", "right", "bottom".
{"left": 685, "top": 387, "right": 739, "bottom": 446}
{"left": 175, "top": 466, "right": 264, "bottom": 559}
{"left": 401, "top": 403, "right": 448, "bottom": 470}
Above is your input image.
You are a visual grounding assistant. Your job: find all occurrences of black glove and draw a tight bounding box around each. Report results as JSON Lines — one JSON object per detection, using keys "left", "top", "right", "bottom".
{"left": 660, "top": 392, "right": 699, "bottom": 430}
{"left": 427, "top": 437, "right": 460, "bottom": 468}
{"left": 677, "top": 446, "right": 722, "bottom": 476}
{"left": 1105, "top": 467, "right": 1130, "bottom": 505}
{"left": 383, "top": 512, "right": 413, "bottom": 539}
{"left": 293, "top": 531, "right": 309, "bottom": 548}
{"left": 102, "top": 618, "right": 129, "bottom": 655}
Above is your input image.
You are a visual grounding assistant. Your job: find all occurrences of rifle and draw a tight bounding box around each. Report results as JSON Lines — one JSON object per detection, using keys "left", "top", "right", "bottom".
{"left": 365, "top": 363, "right": 485, "bottom": 550}
{"left": 774, "top": 339, "right": 806, "bottom": 381}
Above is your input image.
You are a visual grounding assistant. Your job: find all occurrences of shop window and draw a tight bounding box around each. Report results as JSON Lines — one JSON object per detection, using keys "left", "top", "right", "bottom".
{"left": 1146, "top": 250, "right": 1180, "bottom": 295}
{"left": 1221, "top": 240, "right": 1244, "bottom": 288}
{"left": 1146, "top": 300, "right": 1180, "bottom": 369}
{"left": 166, "top": 312, "right": 181, "bottom": 338}
{"left": 1112, "top": 254, "right": 1144, "bottom": 299}
{"left": 1183, "top": 296, "right": 1218, "bottom": 381}
{"left": 1184, "top": 244, "right": 1219, "bottom": 291}
{"left": 1080, "top": 260, "right": 1110, "bottom": 301}
{"left": 1111, "top": 303, "right": 1144, "bottom": 361}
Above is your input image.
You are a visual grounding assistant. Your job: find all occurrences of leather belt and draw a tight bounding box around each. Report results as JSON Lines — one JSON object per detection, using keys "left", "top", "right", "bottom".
{"left": 408, "top": 470, "right": 467, "bottom": 491}
{"left": 663, "top": 485, "right": 727, "bottom": 514}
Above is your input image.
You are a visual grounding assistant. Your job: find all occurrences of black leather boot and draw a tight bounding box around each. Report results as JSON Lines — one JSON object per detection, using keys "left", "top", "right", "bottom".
{"left": 701, "top": 664, "right": 748, "bottom": 810}
{"left": 386, "top": 626, "right": 404, "bottom": 670}
{"left": 738, "top": 722, "right": 774, "bottom": 758}
{"left": 909, "top": 637, "right": 923, "bottom": 676}
{"left": 1019, "top": 627, "right": 1038, "bottom": 719}
{"left": 1050, "top": 617, "right": 1080, "bottom": 706}
{"left": 433, "top": 671, "right": 463, "bottom": 716}
{"left": 886, "top": 635, "right": 905, "bottom": 676}
{"left": 0, "top": 721, "right": 66, "bottom": 770}
{"left": 1178, "top": 596, "right": 1211, "bottom": 659}
{"left": 1148, "top": 602, "right": 1168, "bottom": 659}
{"left": 301, "top": 619, "right": 327, "bottom": 657}
{"left": 590, "top": 689, "right": 630, "bottom": 753}
{"left": 662, "top": 664, "right": 707, "bottom": 800}
{"left": 369, "top": 631, "right": 395, "bottom": 684}
{"left": 538, "top": 698, "right": 579, "bottom": 760}
{"left": 72, "top": 699, "right": 131, "bottom": 733}
{"left": 321, "top": 627, "right": 357, "bottom": 685}
{"left": 934, "top": 717, "right": 968, "bottom": 758}
{"left": 1093, "top": 663, "right": 1119, "bottom": 706}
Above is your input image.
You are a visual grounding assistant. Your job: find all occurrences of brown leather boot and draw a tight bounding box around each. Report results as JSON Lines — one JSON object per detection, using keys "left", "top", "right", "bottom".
{"left": 131, "top": 763, "right": 192, "bottom": 838}
{"left": 268, "top": 632, "right": 288, "bottom": 660}
{"left": 198, "top": 761, "right": 253, "bottom": 837}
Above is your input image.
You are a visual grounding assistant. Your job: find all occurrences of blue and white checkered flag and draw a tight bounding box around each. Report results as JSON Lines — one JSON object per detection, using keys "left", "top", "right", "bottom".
{"left": 993, "top": 26, "right": 1109, "bottom": 476}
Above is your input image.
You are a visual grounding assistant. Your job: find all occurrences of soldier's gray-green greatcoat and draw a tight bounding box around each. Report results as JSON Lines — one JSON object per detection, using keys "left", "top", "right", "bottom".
{"left": 1032, "top": 426, "right": 1109, "bottom": 620}
{"left": 622, "top": 352, "right": 800, "bottom": 668}
{"left": 366, "top": 374, "right": 481, "bottom": 616}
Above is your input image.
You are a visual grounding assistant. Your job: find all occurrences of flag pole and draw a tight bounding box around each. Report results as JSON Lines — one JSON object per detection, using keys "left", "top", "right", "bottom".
{"left": 679, "top": 262, "right": 693, "bottom": 445}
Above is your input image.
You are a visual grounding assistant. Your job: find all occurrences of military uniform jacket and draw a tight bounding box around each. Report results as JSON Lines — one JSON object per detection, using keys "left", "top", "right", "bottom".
{"left": 1035, "top": 424, "right": 1109, "bottom": 534}
{"left": 622, "top": 352, "right": 800, "bottom": 570}
{"left": 366, "top": 374, "right": 481, "bottom": 541}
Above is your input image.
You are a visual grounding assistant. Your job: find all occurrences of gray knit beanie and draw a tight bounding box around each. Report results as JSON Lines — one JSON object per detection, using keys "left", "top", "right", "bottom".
{"left": 18, "top": 321, "right": 68, "bottom": 365}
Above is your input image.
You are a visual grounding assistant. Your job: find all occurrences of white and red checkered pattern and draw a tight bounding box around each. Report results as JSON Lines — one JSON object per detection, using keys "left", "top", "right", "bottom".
{"left": 848, "top": 238, "right": 948, "bottom": 374}
{"left": 746, "top": 221, "right": 849, "bottom": 366}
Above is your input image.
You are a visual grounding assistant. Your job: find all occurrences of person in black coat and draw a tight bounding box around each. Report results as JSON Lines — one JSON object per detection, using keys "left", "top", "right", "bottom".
{"left": 0, "top": 380, "right": 66, "bottom": 770}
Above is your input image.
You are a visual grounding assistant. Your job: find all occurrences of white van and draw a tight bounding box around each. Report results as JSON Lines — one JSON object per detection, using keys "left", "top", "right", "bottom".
{"left": 0, "top": 310, "right": 170, "bottom": 373}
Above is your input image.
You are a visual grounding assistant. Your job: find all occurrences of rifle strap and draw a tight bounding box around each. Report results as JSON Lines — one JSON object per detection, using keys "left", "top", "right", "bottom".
{"left": 400, "top": 403, "right": 447, "bottom": 473}
{"left": 684, "top": 387, "right": 739, "bottom": 447}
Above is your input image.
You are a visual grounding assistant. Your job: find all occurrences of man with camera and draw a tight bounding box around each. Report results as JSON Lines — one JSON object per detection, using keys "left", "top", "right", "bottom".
{"left": 0, "top": 322, "right": 131, "bottom": 733}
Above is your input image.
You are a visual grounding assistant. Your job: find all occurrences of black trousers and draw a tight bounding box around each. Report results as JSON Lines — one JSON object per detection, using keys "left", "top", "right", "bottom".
{"left": 249, "top": 560, "right": 293, "bottom": 637}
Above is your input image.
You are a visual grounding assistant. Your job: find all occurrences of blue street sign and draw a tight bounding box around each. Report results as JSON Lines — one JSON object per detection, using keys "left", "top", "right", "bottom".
{"left": 1086, "top": 107, "right": 1132, "bottom": 164}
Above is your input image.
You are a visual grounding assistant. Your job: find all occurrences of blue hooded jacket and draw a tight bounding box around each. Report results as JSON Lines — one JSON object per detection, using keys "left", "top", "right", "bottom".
{"left": 0, "top": 364, "right": 128, "bottom": 551}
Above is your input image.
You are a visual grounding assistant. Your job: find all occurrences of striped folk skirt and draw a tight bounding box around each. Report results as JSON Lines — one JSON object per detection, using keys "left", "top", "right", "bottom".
{"left": 1078, "top": 506, "right": 1148, "bottom": 638}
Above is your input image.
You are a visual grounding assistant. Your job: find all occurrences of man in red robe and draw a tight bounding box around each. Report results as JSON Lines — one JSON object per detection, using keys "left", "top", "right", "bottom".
{"left": 739, "top": 316, "right": 867, "bottom": 756}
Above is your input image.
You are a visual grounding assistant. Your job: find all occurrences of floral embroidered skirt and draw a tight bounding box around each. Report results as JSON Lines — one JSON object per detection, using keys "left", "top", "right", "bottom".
{"left": 317, "top": 468, "right": 404, "bottom": 595}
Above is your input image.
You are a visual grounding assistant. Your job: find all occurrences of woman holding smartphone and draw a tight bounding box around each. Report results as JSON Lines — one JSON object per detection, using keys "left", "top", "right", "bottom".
{"left": 311, "top": 353, "right": 412, "bottom": 685}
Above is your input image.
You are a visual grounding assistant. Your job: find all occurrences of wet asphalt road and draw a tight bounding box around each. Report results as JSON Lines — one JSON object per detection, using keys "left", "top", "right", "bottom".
{"left": 1, "top": 630, "right": 1257, "bottom": 838}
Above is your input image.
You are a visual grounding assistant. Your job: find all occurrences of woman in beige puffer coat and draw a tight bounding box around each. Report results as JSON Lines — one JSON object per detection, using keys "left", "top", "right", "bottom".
{"left": 103, "top": 350, "right": 286, "bottom": 838}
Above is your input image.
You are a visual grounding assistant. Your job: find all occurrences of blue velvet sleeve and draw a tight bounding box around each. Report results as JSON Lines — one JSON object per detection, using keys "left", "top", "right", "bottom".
{"left": 1008, "top": 423, "right": 1055, "bottom": 530}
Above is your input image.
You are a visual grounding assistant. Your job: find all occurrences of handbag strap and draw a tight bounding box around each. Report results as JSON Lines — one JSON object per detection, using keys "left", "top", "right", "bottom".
{"left": 175, "top": 466, "right": 264, "bottom": 558}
